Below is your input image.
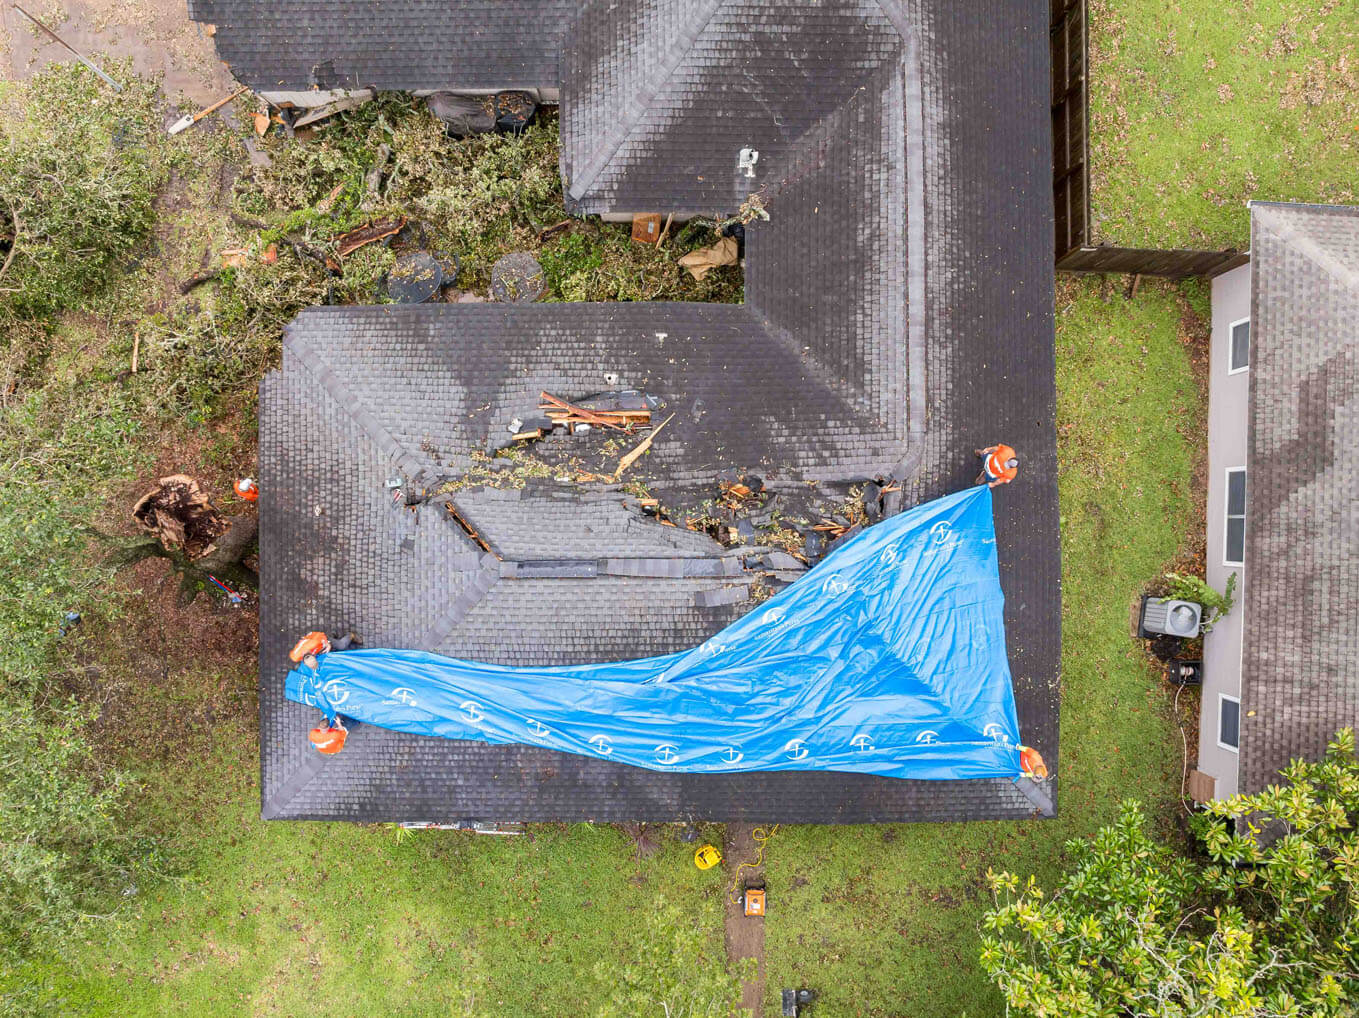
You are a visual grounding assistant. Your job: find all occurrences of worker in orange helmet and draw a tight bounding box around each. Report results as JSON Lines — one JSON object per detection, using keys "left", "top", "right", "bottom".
{"left": 975, "top": 444, "right": 1020, "bottom": 488}
{"left": 308, "top": 718, "right": 348, "bottom": 755}
{"left": 234, "top": 477, "right": 259, "bottom": 502}
{"left": 1018, "top": 745, "right": 1048, "bottom": 780}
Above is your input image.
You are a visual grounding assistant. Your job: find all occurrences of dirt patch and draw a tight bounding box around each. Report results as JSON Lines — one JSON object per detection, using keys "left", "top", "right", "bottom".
{"left": 723, "top": 823, "right": 767, "bottom": 1016}
{"left": 0, "top": 0, "right": 235, "bottom": 106}
{"left": 68, "top": 555, "right": 258, "bottom": 765}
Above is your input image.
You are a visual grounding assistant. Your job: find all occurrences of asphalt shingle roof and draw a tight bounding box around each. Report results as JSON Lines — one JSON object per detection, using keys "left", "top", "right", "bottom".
{"left": 248, "top": 0, "right": 1060, "bottom": 823}
{"left": 1241, "top": 202, "right": 1359, "bottom": 794}
{"left": 188, "top": 0, "right": 574, "bottom": 92}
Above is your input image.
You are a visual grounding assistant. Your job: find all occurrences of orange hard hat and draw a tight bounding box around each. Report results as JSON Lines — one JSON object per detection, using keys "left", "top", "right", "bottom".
{"left": 289, "top": 631, "right": 331, "bottom": 663}
{"left": 234, "top": 477, "right": 259, "bottom": 502}
{"left": 308, "top": 722, "right": 347, "bottom": 755}
{"left": 1019, "top": 745, "right": 1048, "bottom": 780}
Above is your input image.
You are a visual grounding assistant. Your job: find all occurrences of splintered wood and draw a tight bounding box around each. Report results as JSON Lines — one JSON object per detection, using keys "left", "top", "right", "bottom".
{"left": 613, "top": 413, "right": 675, "bottom": 481}
{"left": 538, "top": 392, "right": 651, "bottom": 433}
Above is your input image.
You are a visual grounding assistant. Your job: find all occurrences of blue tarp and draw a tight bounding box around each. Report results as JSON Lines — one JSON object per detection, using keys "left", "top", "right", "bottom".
{"left": 285, "top": 485, "right": 1026, "bottom": 780}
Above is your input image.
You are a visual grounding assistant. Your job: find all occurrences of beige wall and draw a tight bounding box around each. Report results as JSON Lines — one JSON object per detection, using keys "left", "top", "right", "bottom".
{"left": 1199, "top": 261, "right": 1250, "bottom": 797}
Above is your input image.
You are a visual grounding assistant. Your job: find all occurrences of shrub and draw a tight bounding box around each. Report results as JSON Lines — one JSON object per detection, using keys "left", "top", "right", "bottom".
{"left": 1163, "top": 570, "right": 1236, "bottom": 634}
{"left": 0, "top": 63, "right": 166, "bottom": 346}
{"left": 981, "top": 729, "right": 1359, "bottom": 1017}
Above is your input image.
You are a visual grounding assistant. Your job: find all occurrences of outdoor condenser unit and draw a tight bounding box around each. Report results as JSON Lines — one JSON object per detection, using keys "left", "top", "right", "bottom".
{"left": 1140, "top": 597, "right": 1203, "bottom": 639}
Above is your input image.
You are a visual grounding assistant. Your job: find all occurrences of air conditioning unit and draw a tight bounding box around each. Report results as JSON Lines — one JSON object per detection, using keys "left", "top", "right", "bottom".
{"left": 1140, "top": 597, "right": 1203, "bottom": 639}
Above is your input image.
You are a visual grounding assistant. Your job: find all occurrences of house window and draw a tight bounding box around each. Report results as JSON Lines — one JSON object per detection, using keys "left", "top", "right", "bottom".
{"left": 1228, "top": 318, "right": 1250, "bottom": 374}
{"left": 1224, "top": 467, "right": 1246, "bottom": 566}
{"left": 1218, "top": 694, "right": 1240, "bottom": 752}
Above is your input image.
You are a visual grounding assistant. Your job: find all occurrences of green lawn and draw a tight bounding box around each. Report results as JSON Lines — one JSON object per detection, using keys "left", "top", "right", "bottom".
{"left": 15, "top": 720, "right": 731, "bottom": 1015}
{"left": 1089, "top": 0, "right": 1359, "bottom": 249}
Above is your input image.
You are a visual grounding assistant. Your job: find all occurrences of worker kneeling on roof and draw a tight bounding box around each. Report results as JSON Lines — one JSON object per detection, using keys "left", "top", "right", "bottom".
{"left": 975, "top": 443, "right": 1019, "bottom": 488}
{"left": 290, "top": 631, "right": 361, "bottom": 754}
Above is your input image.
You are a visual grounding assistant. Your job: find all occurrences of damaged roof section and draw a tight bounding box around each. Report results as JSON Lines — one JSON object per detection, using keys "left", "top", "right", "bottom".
{"left": 254, "top": 0, "right": 1060, "bottom": 823}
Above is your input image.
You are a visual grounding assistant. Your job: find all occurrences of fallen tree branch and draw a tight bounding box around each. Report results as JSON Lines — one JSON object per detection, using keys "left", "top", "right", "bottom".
{"left": 178, "top": 269, "right": 222, "bottom": 294}
{"left": 0, "top": 198, "right": 19, "bottom": 283}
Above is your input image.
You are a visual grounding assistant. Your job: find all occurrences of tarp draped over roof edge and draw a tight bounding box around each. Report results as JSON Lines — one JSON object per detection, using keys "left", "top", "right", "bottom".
{"left": 285, "top": 486, "right": 1027, "bottom": 781}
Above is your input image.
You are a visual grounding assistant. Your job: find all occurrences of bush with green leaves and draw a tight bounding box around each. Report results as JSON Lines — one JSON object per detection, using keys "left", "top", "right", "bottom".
{"left": 0, "top": 697, "right": 156, "bottom": 961}
{"left": 0, "top": 64, "right": 167, "bottom": 969}
{"left": 1163, "top": 571, "right": 1237, "bottom": 634}
{"left": 0, "top": 63, "right": 165, "bottom": 342}
{"left": 980, "top": 729, "right": 1358, "bottom": 1017}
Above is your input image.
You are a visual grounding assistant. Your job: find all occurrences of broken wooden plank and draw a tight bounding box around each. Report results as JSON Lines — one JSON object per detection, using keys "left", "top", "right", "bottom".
{"left": 335, "top": 217, "right": 405, "bottom": 258}
{"left": 614, "top": 413, "right": 675, "bottom": 481}
{"left": 539, "top": 391, "right": 636, "bottom": 432}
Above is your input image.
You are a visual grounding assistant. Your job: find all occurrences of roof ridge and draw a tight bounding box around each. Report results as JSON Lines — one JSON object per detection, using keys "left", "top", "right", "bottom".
{"left": 418, "top": 553, "right": 503, "bottom": 651}
{"left": 261, "top": 735, "right": 331, "bottom": 819}
{"left": 1254, "top": 205, "right": 1359, "bottom": 296}
{"left": 566, "top": 0, "right": 725, "bottom": 202}
{"left": 283, "top": 322, "right": 431, "bottom": 481}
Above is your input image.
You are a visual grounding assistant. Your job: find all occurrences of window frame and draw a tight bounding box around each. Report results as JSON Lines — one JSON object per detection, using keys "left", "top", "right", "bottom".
{"left": 1227, "top": 316, "right": 1251, "bottom": 375}
{"left": 1223, "top": 466, "right": 1247, "bottom": 567}
{"left": 1217, "top": 693, "right": 1241, "bottom": 752}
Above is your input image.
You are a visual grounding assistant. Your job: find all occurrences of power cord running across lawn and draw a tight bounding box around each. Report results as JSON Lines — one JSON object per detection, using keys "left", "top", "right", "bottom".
{"left": 728, "top": 824, "right": 780, "bottom": 903}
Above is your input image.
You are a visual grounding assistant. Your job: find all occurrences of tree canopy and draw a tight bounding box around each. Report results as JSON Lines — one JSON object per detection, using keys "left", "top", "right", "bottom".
{"left": 981, "top": 729, "right": 1358, "bottom": 1018}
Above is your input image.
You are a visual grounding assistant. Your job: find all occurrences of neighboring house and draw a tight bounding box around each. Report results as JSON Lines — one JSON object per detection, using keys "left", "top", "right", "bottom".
{"left": 1193, "top": 202, "right": 1359, "bottom": 802}
{"left": 201, "top": 1, "right": 1062, "bottom": 824}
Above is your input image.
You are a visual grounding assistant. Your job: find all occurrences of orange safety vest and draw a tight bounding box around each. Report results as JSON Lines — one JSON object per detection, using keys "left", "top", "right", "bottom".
{"left": 309, "top": 723, "right": 347, "bottom": 755}
{"left": 1019, "top": 745, "right": 1048, "bottom": 779}
{"left": 289, "top": 631, "right": 331, "bottom": 663}
{"left": 984, "top": 445, "right": 1019, "bottom": 484}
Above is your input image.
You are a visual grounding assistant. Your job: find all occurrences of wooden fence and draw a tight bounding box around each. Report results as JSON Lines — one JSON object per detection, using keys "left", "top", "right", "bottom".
{"left": 1054, "top": 245, "right": 1249, "bottom": 279}
{"left": 1051, "top": 0, "right": 1089, "bottom": 264}
{"left": 1049, "top": 0, "right": 1246, "bottom": 279}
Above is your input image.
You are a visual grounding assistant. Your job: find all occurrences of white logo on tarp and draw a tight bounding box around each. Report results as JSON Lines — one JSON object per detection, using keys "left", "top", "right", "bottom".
{"left": 385, "top": 687, "right": 418, "bottom": 707}
{"left": 882, "top": 545, "right": 900, "bottom": 565}
{"left": 930, "top": 521, "right": 952, "bottom": 545}
{"left": 721, "top": 747, "right": 744, "bottom": 764}
{"left": 915, "top": 730, "right": 940, "bottom": 745}
{"left": 984, "top": 723, "right": 1010, "bottom": 744}
{"left": 823, "top": 575, "right": 852, "bottom": 597}
{"left": 850, "top": 734, "right": 874, "bottom": 752}
{"left": 784, "top": 739, "right": 809, "bottom": 761}
{"left": 654, "top": 744, "right": 679, "bottom": 765}
{"left": 526, "top": 719, "right": 549, "bottom": 738}
{"left": 762, "top": 606, "right": 787, "bottom": 628}
{"left": 588, "top": 734, "right": 613, "bottom": 756}
{"left": 459, "top": 700, "right": 484, "bottom": 724}
{"left": 321, "top": 679, "right": 349, "bottom": 707}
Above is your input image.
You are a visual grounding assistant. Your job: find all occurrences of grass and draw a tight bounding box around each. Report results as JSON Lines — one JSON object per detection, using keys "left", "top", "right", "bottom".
{"left": 760, "top": 277, "right": 1205, "bottom": 1016}
{"left": 1089, "top": 0, "right": 1359, "bottom": 249}
{"left": 13, "top": 724, "right": 730, "bottom": 1015}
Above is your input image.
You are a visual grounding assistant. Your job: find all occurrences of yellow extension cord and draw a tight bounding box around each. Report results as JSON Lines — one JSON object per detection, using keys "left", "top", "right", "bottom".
{"left": 728, "top": 824, "right": 780, "bottom": 904}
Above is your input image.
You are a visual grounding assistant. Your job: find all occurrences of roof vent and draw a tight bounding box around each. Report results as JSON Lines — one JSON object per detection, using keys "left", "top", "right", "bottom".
{"left": 1139, "top": 597, "right": 1202, "bottom": 638}
{"left": 738, "top": 147, "right": 759, "bottom": 178}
